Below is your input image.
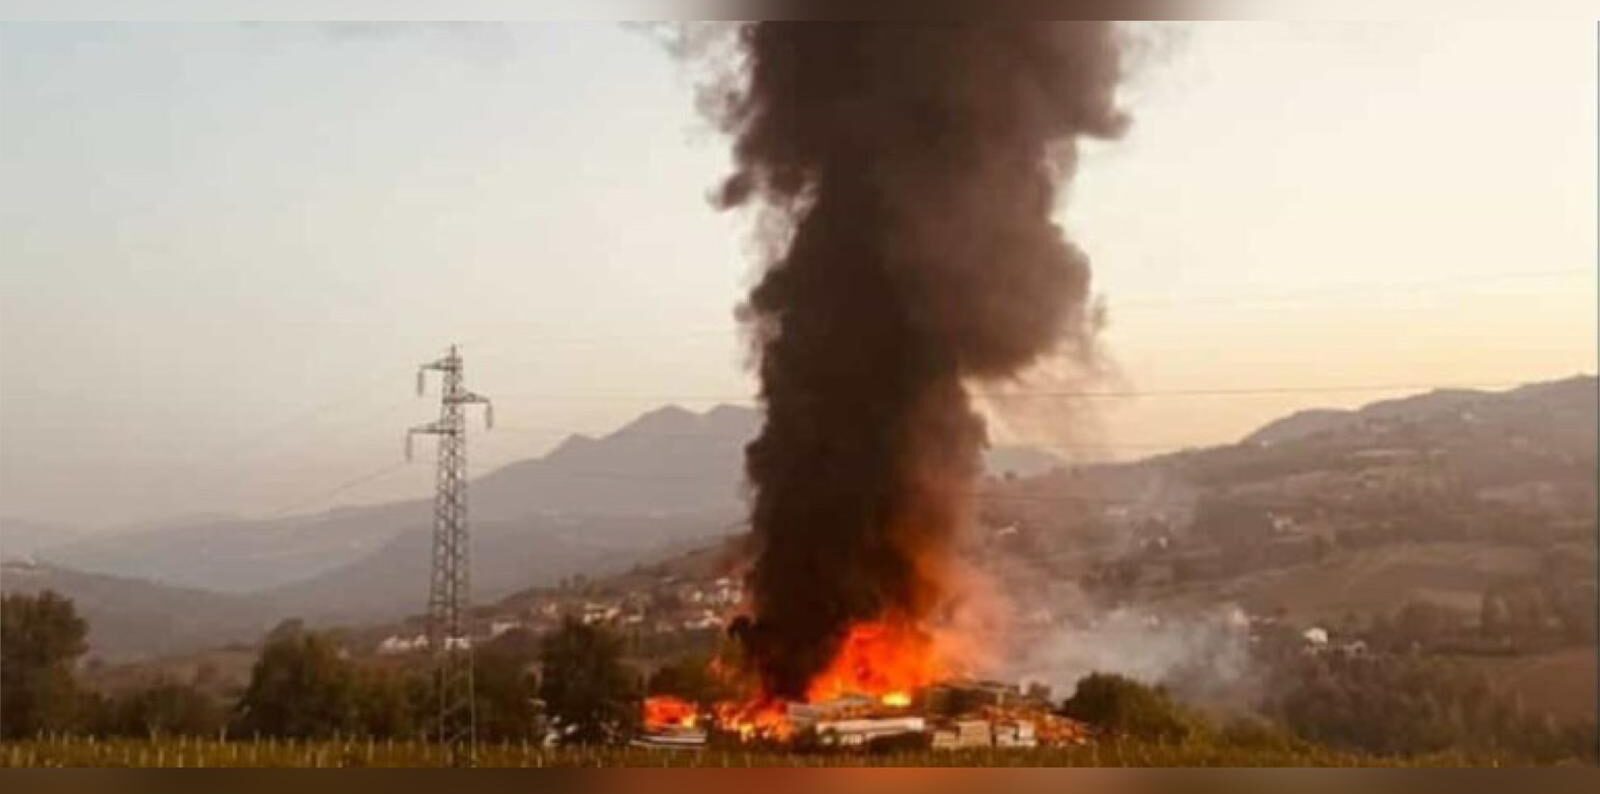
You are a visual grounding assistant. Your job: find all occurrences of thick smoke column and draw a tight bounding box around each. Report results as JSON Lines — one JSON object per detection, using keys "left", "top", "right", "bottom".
{"left": 715, "top": 23, "right": 1126, "bottom": 699}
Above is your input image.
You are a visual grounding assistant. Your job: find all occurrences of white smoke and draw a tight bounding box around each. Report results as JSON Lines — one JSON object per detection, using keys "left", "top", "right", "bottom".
{"left": 1005, "top": 600, "right": 1254, "bottom": 705}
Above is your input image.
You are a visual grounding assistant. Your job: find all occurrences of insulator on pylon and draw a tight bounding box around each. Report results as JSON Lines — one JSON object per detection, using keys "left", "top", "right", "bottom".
{"left": 405, "top": 432, "right": 414, "bottom": 462}
{"left": 416, "top": 370, "right": 426, "bottom": 396}
{"left": 484, "top": 403, "right": 494, "bottom": 430}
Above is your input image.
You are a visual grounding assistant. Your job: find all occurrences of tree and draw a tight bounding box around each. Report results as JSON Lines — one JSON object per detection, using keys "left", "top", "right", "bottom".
{"left": 1059, "top": 672, "right": 1195, "bottom": 741}
{"left": 474, "top": 638, "right": 542, "bottom": 741}
{"left": 537, "top": 617, "right": 638, "bottom": 744}
{"left": 1, "top": 590, "right": 89, "bottom": 738}
{"left": 1266, "top": 652, "right": 1595, "bottom": 761}
{"left": 647, "top": 653, "right": 734, "bottom": 707}
{"left": 349, "top": 666, "right": 427, "bottom": 740}
{"left": 233, "top": 621, "right": 359, "bottom": 738}
{"left": 101, "top": 681, "right": 225, "bottom": 739}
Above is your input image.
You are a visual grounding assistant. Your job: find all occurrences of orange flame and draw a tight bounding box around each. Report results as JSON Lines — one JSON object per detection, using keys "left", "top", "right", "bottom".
{"left": 643, "top": 615, "right": 957, "bottom": 742}
{"left": 804, "top": 618, "right": 946, "bottom": 704}
{"left": 699, "top": 617, "right": 947, "bottom": 740}
{"left": 642, "top": 695, "right": 699, "bottom": 730}
{"left": 713, "top": 697, "right": 795, "bottom": 742}
{"left": 880, "top": 691, "right": 912, "bottom": 707}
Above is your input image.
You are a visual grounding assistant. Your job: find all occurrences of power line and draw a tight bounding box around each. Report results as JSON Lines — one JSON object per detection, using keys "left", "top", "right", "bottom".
{"left": 145, "top": 361, "right": 418, "bottom": 512}
{"left": 247, "top": 375, "right": 1560, "bottom": 517}
{"left": 488, "top": 423, "right": 1193, "bottom": 453}
{"left": 447, "top": 267, "right": 1592, "bottom": 342}
{"left": 235, "top": 376, "right": 1535, "bottom": 510}
{"left": 138, "top": 265, "right": 1586, "bottom": 511}
{"left": 264, "top": 460, "right": 418, "bottom": 519}
{"left": 491, "top": 379, "right": 1533, "bottom": 403}
{"left": 204, "top": 399, "right": 420, "bottom": 506}
{"left": 970, "top": 381, "right": 1530, "bottom": 399}
{"left": 263, "top": 456, "right": 1192, "bottom": 517}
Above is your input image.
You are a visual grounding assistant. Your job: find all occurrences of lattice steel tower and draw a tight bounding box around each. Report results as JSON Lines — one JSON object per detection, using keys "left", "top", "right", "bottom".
{"left": 407, "top": 344, "right": 492, "bottom": 763}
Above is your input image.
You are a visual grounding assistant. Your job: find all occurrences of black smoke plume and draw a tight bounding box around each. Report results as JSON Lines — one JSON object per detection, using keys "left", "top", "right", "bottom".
{"left": 713, "top": 23, "right": 1126, "bottom": 699}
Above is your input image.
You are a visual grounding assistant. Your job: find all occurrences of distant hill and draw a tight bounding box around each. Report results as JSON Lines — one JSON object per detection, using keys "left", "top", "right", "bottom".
{"left": 986, "top": 444, "right": 1065, "bottom": 478}
{"left": 40, "top": 504, "right": 423, "bottom": 595}
{"left": 1242, "top": 408, "right": 1353, "bottom": 447}
{"left": 982, "top": 375, "right": 1596, "bottom": 615}
{"left": 263, "top": 512, "right": 736, "bottom": 623}
{"left": 40, "top": 402, "right": 1060, "bottom": 598}
{"left": 0, "top": 560, "right": 276, "bottom": 661}
{"left": 1213, "top": 375, "right": 1596, "bottom": 497}
{"left": 20, "top": 376, "right": 1594, "bottom": 662}
{"left": 1243, "top": 377, "right": 1596, "bottom": 450}
{"left": 41, "top": 404, "right": 759, "bottom": 594}
{"left": 262, "top": 405, "right": 1064, "bottom": 623}
{"left": 468, "top": 403, "right": 757, "bottom": 517}
{"left": 0, "top": 516, "right": 103, "bottom": 560}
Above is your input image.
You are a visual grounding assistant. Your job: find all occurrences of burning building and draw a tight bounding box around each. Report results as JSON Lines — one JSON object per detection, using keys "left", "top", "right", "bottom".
{"left": 634, "top": 695, "right": 709, "bottom": 750}
{"left": 637, "top": 679, "right": 1089, "bottom": 751}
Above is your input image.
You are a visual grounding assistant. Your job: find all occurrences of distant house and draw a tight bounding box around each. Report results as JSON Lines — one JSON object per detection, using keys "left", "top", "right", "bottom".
{"left": 581, "top": 602, "right": 621, "bottom": 625}
{"left": 682, "top": 610, "right": 723, "bottom": 631}
{"left": 709, "top": 577, "right": 743, "bottom": 606}
{"left": 1350, "top": 448, "right": 1418, "bottom": 463}
{"left": 377, "top": 634, "right": 429, "bottom": 655}
{"left": 1476, "top": 480, "right": 1561, "bottom": 510}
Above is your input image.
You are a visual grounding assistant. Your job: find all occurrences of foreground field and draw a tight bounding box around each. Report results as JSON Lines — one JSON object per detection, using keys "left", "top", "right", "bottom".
{"left": 0, "top": 736, "right": 1521, "bottom": 768}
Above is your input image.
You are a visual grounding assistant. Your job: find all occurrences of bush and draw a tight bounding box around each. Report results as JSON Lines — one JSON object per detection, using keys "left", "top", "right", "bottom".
{"left": 95, "top": 681, "right": 226, "bottom": 739}
{"left": 1059, "top": 673, "right": 1197, "bottom": 742}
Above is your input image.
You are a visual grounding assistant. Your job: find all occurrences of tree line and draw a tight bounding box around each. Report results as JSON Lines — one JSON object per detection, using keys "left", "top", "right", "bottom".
{"left": 4, "top": 589, "right": 1594, "bottom": 763}
{"left": 1, "top": 590, "right": 639, "bottom": 743}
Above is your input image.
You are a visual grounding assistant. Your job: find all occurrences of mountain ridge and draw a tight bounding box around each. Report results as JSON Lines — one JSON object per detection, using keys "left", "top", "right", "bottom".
{"left": 18, "top": 376, "right": 1591, "bottom": 660}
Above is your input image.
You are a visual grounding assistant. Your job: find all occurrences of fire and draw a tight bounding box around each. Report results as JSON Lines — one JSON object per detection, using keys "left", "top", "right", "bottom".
{"left": 713, "top": 698, "right": 794, "bottom": 742}
{"left": 641, "top": 695, "right": 698, "bottom": 730}
{"left": 642, "top": 617, "right": 952, "bottom": 742}
{"left": 804, "top": 618, "right": 947, "bottom": 704}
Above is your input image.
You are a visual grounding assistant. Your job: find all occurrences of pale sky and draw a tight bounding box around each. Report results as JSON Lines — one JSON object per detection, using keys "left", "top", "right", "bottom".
{"left": 1, "top": 20, "right": 1594, "bottom": 528}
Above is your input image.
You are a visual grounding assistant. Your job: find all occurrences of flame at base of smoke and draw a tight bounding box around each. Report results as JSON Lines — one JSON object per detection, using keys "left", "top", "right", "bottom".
{"left": 805, "top": 617, "right": 948, "bottom": 705}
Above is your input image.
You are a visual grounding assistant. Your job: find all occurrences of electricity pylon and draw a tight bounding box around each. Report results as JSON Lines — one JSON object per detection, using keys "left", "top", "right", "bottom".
{"left": 406, "top": 344, "right": 492, "bottom": 764}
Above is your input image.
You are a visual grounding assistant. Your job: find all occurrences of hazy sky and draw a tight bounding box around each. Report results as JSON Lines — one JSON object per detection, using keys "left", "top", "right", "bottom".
{"left": 1, "top": 20, "right": 1594, "bottom": 528}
